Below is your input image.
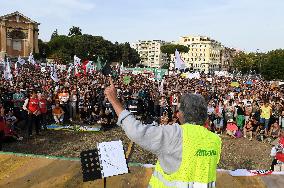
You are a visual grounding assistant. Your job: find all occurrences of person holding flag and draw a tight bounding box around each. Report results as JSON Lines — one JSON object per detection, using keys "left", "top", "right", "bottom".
{"left": 28, "top": 52, "right": 36, "bottom": 65}
{"left": 104, "top": 77, "right": 221, "bottom": 188}
{"left": 50, "top": 65, "right": 59, "bottom": 82}
{"left": 4, "top": 59, "right": 13, "bottom": 80}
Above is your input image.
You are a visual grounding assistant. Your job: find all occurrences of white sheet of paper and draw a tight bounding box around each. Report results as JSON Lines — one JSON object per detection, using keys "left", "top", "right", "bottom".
{"left": 97, "top": 140, "right": 129, "bottom": 178}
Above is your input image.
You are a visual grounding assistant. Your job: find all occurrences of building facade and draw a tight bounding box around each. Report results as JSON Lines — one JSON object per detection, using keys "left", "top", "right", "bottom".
{"left": 220, "top": 47, "right": 238, "bottom": 71}
{"left": 174, "top": 35, "right": 223, "bottom": 73}
{"left": 0, "top": 11, "right": 39, "bottom": 58}
{"left": 132, "top": 40, "right": 167, "bottom": 68}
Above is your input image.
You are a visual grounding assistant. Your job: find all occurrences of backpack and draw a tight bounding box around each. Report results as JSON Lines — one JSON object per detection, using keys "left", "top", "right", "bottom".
{"left": 235, "top": 130, "right": 243, "bottom": 138}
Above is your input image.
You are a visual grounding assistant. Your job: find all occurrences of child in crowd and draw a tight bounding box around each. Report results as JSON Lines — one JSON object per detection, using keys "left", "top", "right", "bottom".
{"left": 5, "top": 109, "right": 18, "bottom": 131}
{"left": 256, "top": 124, "right": 267, "bottom": 142}
{"left": 243, "top": 120, "right": 254, "bottom": 140}
{"left": 52, "top": 103, "right": 64, "bottom": 124}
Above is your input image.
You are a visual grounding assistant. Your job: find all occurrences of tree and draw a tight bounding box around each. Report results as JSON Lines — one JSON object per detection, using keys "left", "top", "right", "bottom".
{"left": 161, "top": 44, "right": 189, "bottom": 55}
{"left": 261, "top": 50, "right": 284, "bottom": 80}
{"left": 231, "top": 49, "right": 284, "bottom": 80}
{"left": 50, "top": 29, "right": 58, "bottom": 40}
{"left": 161, "top": 44, "right": 189, "bottom": 66}
{"left": 120, "top": 42, "right": 140, "bottom": 67}
{"left": 47, "top": 35, "right": 73, "bottom": 64}
{"left": 44, "top": 29, "right": 140, "bottom": 66}
{"left": 68, "top": 26, "right": 82, "bottom": 36}
{"left": 36, "top": 39, "right": 50, "bottom": 59}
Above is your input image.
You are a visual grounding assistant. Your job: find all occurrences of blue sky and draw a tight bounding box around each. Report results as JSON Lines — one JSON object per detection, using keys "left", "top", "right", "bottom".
{"left": 1, "top": 0, "right": 283, "bottom": 52}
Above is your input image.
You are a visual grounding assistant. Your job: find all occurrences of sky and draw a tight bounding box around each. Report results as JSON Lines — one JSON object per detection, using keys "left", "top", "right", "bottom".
{"left": 1, "top": 0, "right": 283, "bottom": 52}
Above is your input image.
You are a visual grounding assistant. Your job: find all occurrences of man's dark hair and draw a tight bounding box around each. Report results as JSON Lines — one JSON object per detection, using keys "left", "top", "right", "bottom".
{"left": 179, "top": 93, "right": 208, "bottom": 125}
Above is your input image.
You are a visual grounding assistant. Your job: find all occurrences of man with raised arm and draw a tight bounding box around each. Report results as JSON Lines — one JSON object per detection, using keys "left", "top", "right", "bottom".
{"left": 105, "top": 77, "right": 222, "bottom": 188}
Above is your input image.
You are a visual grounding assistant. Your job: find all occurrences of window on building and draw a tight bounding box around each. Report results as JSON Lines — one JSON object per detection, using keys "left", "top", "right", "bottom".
{"left": 12, "top": 40, "right": 22, "bottom": 51}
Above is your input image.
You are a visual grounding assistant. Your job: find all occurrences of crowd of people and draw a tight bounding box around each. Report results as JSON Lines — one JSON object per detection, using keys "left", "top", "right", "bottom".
{"left": 1, "top": 62, "right": 284, "bottom": 167}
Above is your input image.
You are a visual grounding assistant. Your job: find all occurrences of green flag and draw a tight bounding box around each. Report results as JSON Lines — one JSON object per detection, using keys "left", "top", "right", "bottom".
{"left": 123, "top": 75, "right": 131, "bottom": 85}
{"left": 154, "top": 69, "right": 167, "bottom": 80}
{"left": 96, "top": 56, "right": 105, "bottom": 71}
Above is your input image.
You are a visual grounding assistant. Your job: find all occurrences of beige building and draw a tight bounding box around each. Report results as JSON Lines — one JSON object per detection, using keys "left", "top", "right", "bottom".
{"left": 220, "top": 47, "right": 238, "bottom": 71}
{"left": 0, "top": 11, "right": 39, "bottom": 58}
{"left": 174, "top": 35, "right": 223, "bottom": 73}
{"left": 132, "top": 40, "right": 167, "bottom": 68}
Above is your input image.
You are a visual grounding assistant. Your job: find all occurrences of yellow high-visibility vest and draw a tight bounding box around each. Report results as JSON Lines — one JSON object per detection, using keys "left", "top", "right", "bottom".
{"left": 149, "top": 124, "right": 222, "bottom": 188}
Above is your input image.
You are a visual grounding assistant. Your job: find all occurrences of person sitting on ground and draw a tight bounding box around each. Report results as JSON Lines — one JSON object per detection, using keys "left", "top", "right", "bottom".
{"left": 267, "top": 121, "right": 281, "bottom": 143}
{"left": 90, "top": 106, "right": 100, "bottom": 124}
{"left": 0, "top": 106, "right": 23, "bottom": 142}
{"left": 271, "top": 129, "right": 284, "bottom": 171}
{"left": 0, "top": 104, "right": 5, "bottom": 150}
{"left": 5, "top": 109, "right": 18, "bottom": 131}
{"left": 251, "top": 117, "right": 260, "bottom": 137}
{"left": 243, "top": 120, "right": 254, "bottom": 140}
{"left": 52, "top": 103, "right": 64, "bottom": 124}
{"left": 99, "top": 109, "right": 114, "bottom": 131}
{"left": 256, "top": 123, "right": 267, "bottom": 142}
{"left": 226, "top": 119, "right": 238, "bottom": 138}
{"left": 160, "top": 111, "right": 169, "bottom": 125}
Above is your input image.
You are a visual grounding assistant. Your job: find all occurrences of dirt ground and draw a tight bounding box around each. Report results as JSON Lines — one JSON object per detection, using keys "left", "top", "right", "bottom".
{"left": 2, "top": 127, "right": 273, "bottom": 170}
{"left": 1, "top": 154, "right": 284, "bottom": 188}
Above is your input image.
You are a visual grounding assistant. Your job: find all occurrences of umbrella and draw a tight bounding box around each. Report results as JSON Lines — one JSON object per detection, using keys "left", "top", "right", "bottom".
{"left": 230, "top": 82, "right": 240, "bottom": 87}
{"left": 246, "top": 80, "right": 253, "bottom": 85}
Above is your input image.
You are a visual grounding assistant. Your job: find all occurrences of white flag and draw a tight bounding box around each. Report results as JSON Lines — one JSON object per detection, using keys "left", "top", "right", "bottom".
{"left": 67, "top": 64, "right": 73, "bottom": 78}
{"left": 28, "top": 52, "right": 36, "bottom": 65}
{"left": 14, "top": 62, "right": 18, "bottom": 77}
{"left": 17, "top": 56, "right": 26, "bottom": 65}
{"left": 50, "top": 65, "right": 59, "bottom": 82}
{"left": 175, "top": 49, "right": 185, "bottom": 70}
{"left": 159, "top": 79, "right": 164, "bottom": 95}
{"left": 4, "top": 60, "right": 13, "bottom": 80}
{"left": 74, "top": 55, "right": 81, "bottom": 67}
{"left": 86, "top": 61, "right": 93, "bottom": 73}
{"left": 120, "top": 62, "right": 124, "bottom": 75}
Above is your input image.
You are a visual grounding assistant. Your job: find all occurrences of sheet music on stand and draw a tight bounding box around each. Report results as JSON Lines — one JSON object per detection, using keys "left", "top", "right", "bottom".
{"left": 97, "top": 140, "right": 129, "bottom": 178}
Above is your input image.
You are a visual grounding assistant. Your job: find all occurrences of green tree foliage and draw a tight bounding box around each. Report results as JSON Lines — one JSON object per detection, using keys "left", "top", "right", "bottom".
{"left": 41, "top": 27, "right": 140, "bottom": 66}
{"left": 68, "top": 26, "right": 82, "bottom": 36}
{"left": 160, "top": 44, "right": 189, "bottom": 55}
{"left": 50, "top": 29, "right": 58, "bottom": 40}
{"left": 261, "top": 50, "right": 284, "bottom": 80}
{"left": 232, "top": 49, "right": 284, "bottom": 80}
{"left": 35, "top": 39, "right": 49, "bottom": 59}
{"left": 120, "top": 42, "right": 140, "bottom": 67}
{"left": 232, "top": 52, "right": 258, "bottom": 73}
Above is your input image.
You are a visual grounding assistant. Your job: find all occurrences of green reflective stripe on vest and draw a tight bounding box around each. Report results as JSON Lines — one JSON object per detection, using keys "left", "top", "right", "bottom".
{"left": 149, "top": 124, "right": 221, "bottom": 187}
